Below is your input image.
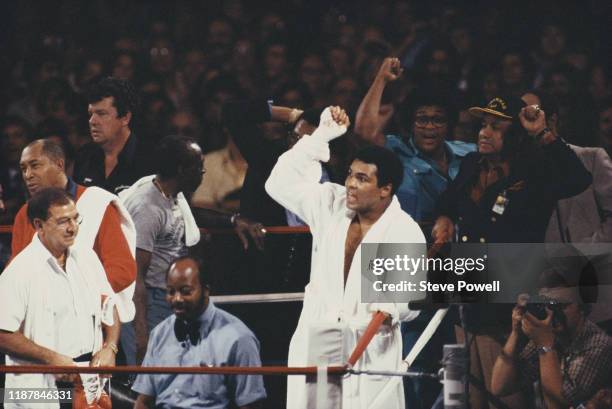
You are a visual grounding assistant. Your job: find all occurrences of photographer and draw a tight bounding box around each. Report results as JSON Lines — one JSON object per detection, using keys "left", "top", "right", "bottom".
{"left": 491, "top": 269, "right": 612, "bottom": 409}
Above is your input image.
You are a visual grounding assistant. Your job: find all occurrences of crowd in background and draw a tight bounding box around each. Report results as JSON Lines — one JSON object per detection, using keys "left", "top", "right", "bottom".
{"left": 2, "top": 1, "right": 612, "bottom": 234}
{"left": 1, "top": 1, "right": 612, "bottom": 407}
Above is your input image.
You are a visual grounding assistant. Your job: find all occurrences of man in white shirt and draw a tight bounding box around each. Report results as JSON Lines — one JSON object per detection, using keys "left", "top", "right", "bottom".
{"left": 0, "top": 187, "right": 121, "bottom": 409}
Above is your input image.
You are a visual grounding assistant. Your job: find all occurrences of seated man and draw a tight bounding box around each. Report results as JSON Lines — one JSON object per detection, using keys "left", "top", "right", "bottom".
{"left": 132, "top": 256, "right": 267, "bottom": 409}
{"left": 491, "top": 260, "right": 612, "bottom": 408}
{"left": 0, "top": 188, "right": 121, "bottom": 408}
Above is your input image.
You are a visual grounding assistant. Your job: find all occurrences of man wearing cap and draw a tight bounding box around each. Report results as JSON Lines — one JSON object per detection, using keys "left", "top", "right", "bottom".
{"left": 431, "top": 95, "right": 592, "bottom": 409}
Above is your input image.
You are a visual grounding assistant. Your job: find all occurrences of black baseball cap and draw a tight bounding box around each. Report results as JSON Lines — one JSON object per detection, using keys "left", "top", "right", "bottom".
{"left": 469, "top": 95, "right": 525, "bottom": 121}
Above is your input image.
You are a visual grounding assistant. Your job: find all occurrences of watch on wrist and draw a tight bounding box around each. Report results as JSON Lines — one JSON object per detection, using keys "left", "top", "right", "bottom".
{"left": 537, "top": 345, "right": 554, "bottom": 355}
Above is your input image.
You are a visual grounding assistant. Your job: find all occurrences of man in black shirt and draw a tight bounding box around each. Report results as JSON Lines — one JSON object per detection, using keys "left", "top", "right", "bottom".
{"left": 74, "top": 77, "right": 152, "bottom": 194}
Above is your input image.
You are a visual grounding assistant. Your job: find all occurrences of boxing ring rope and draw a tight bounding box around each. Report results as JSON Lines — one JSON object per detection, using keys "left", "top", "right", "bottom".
{"left": 0, "top": 225, "right": 310, "bottom": 235}
{"left": 0, "top": 224, "right": 452, "bottom": 407}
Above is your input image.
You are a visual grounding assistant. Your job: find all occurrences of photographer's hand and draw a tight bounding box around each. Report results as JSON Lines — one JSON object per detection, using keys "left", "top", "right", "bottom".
{"left": 522, "top": 310, "right": 555, "bottom": 348}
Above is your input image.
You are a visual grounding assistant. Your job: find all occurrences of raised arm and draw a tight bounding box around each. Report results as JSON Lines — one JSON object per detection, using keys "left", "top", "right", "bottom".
{"left": 265, "top": 107, "right": 349, "bottom": 229}
{"left": 519, "top": 107, "right": 592, "bottom": 199}
{"left": 355, "top": 57, "right": 402, "bottom": 146}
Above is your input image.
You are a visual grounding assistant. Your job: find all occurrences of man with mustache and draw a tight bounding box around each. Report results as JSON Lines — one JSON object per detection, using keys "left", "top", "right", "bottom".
{"left": 132, "top": 256, "right": 266, "bottom": 409}
{"left": 266, "top": 106, "right": 424, "bottom": 409}
{"left": 0, "top": 188, "right": 121, "bottom": 408}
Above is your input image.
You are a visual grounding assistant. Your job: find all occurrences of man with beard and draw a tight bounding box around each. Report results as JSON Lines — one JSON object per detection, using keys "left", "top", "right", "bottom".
{"left": 132, "top": 256, "right": 266, "bottom": 409}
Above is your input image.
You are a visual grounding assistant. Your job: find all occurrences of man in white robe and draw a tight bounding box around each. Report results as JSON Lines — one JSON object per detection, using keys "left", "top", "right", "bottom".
{"left": 266, "top": 106, "right": 426, "bottom": 409}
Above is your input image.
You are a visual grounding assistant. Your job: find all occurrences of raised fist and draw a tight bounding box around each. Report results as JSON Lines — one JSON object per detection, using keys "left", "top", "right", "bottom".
{"left": 377, "top": 57, "right": 403, "bottom": 83}
{"left": 310, "top": 106, "right": 349, "bottom": 142}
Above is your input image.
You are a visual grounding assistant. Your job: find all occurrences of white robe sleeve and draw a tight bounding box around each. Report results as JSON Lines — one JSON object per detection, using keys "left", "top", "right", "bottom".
{"left": 265, "top": 118, "right": 347, "bottom": 234}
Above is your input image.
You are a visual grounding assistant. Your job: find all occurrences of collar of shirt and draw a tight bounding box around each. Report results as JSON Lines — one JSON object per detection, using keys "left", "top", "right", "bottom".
{"left": 30, "top": 232, "right": 78, "bottom": 270}
{"left": 65, "top": 177, "right": 78, "bottom": 199}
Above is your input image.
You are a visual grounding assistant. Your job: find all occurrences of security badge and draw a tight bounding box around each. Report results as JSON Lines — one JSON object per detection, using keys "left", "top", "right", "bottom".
{"left": 492, "top": 190, "right": 509, "bottom": 215}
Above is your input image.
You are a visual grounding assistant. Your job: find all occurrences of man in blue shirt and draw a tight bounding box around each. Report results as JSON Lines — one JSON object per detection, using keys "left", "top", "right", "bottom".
{"left": 132, "top": 256, "right": 266, "bottom": 409}
{"left": 355, "top": 57, "right": 475, "bottom": 409}
{"left": 355, "top": 57, "right": 475, "bottom": 225}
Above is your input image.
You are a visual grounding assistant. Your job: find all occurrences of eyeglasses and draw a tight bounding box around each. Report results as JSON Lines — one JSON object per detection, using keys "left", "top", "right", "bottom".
{"left": 414, "top": 115, "right": 447, "bottom": 128}
{"left": 48, "top": 214, "right": 83, "bottom": 228}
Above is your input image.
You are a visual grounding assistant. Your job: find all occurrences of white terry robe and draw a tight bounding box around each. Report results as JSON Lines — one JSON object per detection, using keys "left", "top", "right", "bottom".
{"left": 265, "top": 110, "right": 425, "bottom": 409}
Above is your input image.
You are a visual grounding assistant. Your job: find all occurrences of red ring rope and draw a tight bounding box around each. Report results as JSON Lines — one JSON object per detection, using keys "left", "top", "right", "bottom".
{"left": 0, "top": 365, "right": 348, "bottom": 376}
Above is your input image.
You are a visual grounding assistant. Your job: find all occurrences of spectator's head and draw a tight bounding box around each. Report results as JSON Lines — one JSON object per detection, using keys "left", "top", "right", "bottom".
{"left": 181, "top": 48, "right": 207, "bottom": 87}
{"left": 327, "top": 45, "right": 354, "bottom": 78}
{"left": 36, "top": 78, "right": 78, "bottom": 123}
{"left": 263, "top": 38, "right": 289, "bottom": 79}
{"left": 27, "top": 187, "right": 79, "bottom": 253}
{"left": 87, "top": 77, "right": 139, "bottom": 146}
{"left": 403, "top": 88, "right": 452, "bottom": 156}
{"left": 275, "top": 81, "right": 314, "bottom": 110}
{"left": 539, "top": 22, "right": 566, "bottom": 60}
{"left": 206, "top": 17, "right": 235, "bottom": 61}
{"left": 416, "top": 41, "right": 457, "bottom": 87}
{"left": 111, "top": 50, "right": 137, "bottom": 81}
{"left": 469, "top": 95, "right": 527, "bottom": 158}
{"left": 20, "top": 139, "right": 67, "bottom": 195}
{"left": 331, "top": 78, "right": 360, "bottom": 115}
{"left": 154, "top": 135, "right": 204, "bottom": 194}
{"left": 500, "top": 49, "right": 533, "bottom": 90}
{"left": 450, "top": 23, "right": 473, "bottom": 57}
{"left": 544, "top": 65, "right": 575, "bottom": 100}
{"left": 345, "top": 146, "right": 403, "bottom": 213}
{"left": 300, "top": 53, "right": 329, "bottom": 97}
{"left": 258, "top": 12, "right": 287, "bottom": 43}
{"left": 1, "top": 116, "right": 33, "bottom": 165}
{"left": 166, "top": 256, "right": 209, "bottom": 323}
{"left": 168, "top": 110, "right": 200, "bottom": 139}
{"left": 149, "top": 37, "right": 175, "bottom": 75}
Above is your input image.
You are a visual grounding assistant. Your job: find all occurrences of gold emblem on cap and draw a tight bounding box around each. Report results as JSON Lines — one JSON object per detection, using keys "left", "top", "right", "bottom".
{"left": 488, "top": 97, "right": 507, "bottom": 111}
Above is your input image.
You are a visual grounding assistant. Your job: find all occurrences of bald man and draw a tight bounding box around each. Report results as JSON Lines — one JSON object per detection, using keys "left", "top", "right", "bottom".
{"left": 132, "top": 256, "right": 267, "bottom": 409}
